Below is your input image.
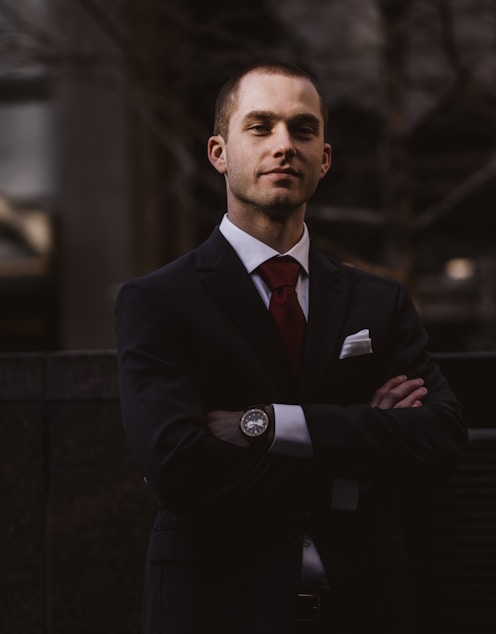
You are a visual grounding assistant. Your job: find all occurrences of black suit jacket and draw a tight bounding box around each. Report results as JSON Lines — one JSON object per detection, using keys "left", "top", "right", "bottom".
{"left": 115, "top": 227, "right": 466, "bottom": 634}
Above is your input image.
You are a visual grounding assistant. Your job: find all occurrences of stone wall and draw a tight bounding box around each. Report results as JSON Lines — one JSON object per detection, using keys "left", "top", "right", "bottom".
{"left": 0, "top": 351, "right": 155, "bottom": 634}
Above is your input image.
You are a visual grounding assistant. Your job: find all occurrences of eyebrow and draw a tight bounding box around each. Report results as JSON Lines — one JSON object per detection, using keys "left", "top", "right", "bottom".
{"left": 243, "top": 110, "right": 321, "bottom": 131}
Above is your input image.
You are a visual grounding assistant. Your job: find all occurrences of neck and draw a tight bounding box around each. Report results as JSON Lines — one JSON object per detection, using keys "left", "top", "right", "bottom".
{"left": 227, "top": 207, "right": 306, "bottom": 253}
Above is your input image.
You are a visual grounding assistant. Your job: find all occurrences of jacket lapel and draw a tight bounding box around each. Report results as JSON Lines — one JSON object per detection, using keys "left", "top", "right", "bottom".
{"left": 300, "top": 247, "right": 351, "bottom": 399}
{"left": 197, "top": 228, "right": 295, "bottom": 395}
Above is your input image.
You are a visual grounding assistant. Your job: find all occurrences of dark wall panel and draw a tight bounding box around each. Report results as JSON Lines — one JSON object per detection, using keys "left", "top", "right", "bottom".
{"left": 0, "top": 351, "right": 495, "bottom": 633}
{"left": 0, "top": 402, "right": 45, "bottom": 634}
{"left": 48, "top": 401, "right": 154, "bottom": 634}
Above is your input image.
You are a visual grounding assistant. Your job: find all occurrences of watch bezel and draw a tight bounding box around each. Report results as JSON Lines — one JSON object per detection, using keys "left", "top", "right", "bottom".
{"left": 239, "top": 407, "right": 270, "bottom": 438}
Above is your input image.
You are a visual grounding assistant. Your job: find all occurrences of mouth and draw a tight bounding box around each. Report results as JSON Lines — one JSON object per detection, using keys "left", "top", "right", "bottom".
{"left": 263, "top": 167, "right": 300, "bottom": 178}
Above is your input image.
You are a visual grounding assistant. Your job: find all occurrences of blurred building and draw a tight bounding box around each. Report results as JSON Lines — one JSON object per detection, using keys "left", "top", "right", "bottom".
{"left": 0, "top": 0, "right": 133, "bottom": 350}
{"left": 0, "top": 0, "right": 495, "bottom": 353}
{"left": 0, "top": 0, "right": 57, "bottom": 350}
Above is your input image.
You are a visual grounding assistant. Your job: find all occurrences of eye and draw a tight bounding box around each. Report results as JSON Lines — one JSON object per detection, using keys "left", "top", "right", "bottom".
{"left": 293, "top": 126, "right": 316, "bottom": 138}
{"left": 249, "top": 124, "right": 271, "bottom": 135}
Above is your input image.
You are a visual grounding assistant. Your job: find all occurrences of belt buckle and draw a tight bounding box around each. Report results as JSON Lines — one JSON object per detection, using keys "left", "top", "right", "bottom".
{"left": 296, "top": 593, "right": 320, "bottom": 623}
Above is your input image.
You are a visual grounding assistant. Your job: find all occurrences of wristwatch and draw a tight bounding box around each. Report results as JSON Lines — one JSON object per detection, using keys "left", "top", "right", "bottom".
{"left": 239, "top": 406, "right": 272, "bottom": 443}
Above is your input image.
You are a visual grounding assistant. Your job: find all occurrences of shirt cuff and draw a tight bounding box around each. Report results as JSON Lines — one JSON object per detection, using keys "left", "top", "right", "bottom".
{"left": 269, "top": 404, "right": 313, "bottom": 459}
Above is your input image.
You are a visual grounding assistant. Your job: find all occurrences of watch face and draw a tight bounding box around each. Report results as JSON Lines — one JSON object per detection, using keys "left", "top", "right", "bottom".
{"left": 240, "top": 409, "right": 269, "bottom": 438}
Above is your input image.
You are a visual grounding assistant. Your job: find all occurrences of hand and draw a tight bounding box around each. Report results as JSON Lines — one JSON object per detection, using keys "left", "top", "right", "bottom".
{"left": 369, "top": 375, "right": 427, "bottom": 409}
{"left": 207, "top": 409, "right": 250, "bottom": 448}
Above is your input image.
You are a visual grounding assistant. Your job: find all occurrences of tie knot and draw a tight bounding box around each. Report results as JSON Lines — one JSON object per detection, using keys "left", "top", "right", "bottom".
{"left": 258, "top": 256, "right": 300, "bottom": 291}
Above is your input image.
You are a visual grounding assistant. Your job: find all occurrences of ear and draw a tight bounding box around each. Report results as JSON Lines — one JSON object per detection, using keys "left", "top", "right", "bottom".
{"left": 208, "top": 135, "right": 227, "bottom": 174}
{"left": 320, "top": 143, "right": 332, "bottom": 179}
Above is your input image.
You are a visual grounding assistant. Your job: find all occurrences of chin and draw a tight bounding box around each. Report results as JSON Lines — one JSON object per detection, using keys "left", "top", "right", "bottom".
{"left": 261, "top": 199, "right": 302, "bottom": 222}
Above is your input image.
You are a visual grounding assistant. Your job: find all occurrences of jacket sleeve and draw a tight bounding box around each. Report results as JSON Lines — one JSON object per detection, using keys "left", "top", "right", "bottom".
{"left": 303, "top": 283, "right": 467, "bottom": 481}
{"left": 115, "top": 279, "right": 307, "bottom": 513}
{"left": 116, "top": 276, "right": 466, "bottom": 514}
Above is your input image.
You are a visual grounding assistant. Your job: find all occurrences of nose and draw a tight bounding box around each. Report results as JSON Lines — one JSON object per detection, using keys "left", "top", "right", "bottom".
{"left": 272, "top": 125, "right": 296, "bottom": 159}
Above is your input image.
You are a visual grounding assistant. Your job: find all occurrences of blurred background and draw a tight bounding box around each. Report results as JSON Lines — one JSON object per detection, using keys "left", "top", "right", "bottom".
{"left": 0, "top": 0, "right": 495, "bottom": 354}
{"left": 2, "top": 3, "right": 496, "bottom": 633}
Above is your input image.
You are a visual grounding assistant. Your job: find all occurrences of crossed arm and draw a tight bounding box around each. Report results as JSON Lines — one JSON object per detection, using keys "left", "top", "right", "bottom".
{"left": 117, "top": 278, "right": 465, "bottom": 509}
{"left": 208, "top": 374, "right": 428, "bottom": 449}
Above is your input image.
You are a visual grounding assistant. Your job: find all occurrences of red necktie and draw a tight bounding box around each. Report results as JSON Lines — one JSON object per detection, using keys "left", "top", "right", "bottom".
{"left": 258, "top": 256, "right": 306, "bottom": 376}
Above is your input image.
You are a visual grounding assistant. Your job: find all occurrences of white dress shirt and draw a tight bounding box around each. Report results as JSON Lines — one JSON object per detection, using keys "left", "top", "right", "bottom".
{"left": 219, "top": 214, "right": 329, "bottom": 589}
{"left": 219, "top": 214, "right": 313, "bottom": 457}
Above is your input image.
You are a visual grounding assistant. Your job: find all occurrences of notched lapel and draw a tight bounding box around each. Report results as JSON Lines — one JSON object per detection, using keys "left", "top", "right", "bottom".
{"left": 197, "top": 229, "right": 294, "bottom": 393}
{"left": 300, "top": 248, "right": 351, "bottom": 398}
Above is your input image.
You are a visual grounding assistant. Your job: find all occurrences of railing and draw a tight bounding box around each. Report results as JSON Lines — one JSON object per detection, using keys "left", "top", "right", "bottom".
{"left": 1, "top": 351, "right": 495, "bottom": 634}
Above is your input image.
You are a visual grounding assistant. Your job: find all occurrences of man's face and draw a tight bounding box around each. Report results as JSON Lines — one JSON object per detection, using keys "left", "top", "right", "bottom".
{"left": 208, "top": 71, "right": 331, "bottom": 222}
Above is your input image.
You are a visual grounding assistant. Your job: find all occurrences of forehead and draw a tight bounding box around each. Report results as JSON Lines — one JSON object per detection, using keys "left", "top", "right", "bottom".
{"left": 232, "top": 71, "right": 324, "bottom": 124}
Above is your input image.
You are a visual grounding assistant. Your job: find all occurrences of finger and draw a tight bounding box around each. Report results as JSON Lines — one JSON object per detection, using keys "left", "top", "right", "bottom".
{"left": 392, "top": 386, "right": 428, "bottom": 409}
{"left": 369, "top": 375, "right": 407, "bottom": 407}
{"left": 374, "top": 378, "right": 425, "bottom": 409}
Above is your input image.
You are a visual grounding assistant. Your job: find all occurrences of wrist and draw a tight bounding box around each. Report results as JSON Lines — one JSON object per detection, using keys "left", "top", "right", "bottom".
{"left": 263, "top": 404, "right": 275, "bottom": 446}
{"left": 239, "top": 404, "right": 275, "bottom": 449}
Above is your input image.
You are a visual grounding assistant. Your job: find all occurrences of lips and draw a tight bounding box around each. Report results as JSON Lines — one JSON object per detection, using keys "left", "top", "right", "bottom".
{"left": 263, "top": 167, "right": 300, "bottom": 177}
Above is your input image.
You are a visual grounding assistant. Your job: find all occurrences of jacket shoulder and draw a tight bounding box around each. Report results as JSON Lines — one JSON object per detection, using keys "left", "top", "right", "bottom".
{"left": 119, "top": 227, "right": 227, "bottom": 295}
{"left": 318, "top": 250, "right": 404, "bottom": 292}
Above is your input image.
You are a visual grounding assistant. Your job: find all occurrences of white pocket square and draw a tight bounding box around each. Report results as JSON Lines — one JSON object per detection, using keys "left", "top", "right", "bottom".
{"left": 339, "top": 329, "right": 373, "bottom": 359}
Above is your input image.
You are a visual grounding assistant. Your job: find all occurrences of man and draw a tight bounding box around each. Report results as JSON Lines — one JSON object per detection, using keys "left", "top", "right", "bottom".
{"left": 115, "top": 62, "right": 466, "bottom": 634}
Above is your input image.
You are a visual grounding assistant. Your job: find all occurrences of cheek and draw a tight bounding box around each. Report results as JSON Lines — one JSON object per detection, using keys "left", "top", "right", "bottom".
{"left": 226, "top": 152, "right": 255, "bottom": 179}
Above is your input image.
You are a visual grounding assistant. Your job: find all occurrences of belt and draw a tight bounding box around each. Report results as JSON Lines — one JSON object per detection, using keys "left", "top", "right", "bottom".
{"left": 295, "top": 589, "right": 330, "bottom": 623}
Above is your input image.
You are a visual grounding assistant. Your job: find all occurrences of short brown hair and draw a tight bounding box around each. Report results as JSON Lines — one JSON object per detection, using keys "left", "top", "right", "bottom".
{"left": 213, "top": 61, "right": 328, "bottom": 140}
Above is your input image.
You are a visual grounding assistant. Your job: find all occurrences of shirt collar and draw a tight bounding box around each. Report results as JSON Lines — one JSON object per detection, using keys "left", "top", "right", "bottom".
{"left": 219, "top": 214, "right": 310, "bottom": 275}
